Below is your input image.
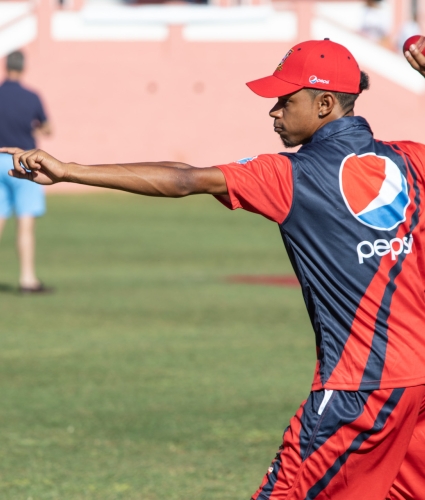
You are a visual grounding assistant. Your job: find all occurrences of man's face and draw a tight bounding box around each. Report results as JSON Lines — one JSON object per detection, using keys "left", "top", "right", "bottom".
{"left": 269, "top": 89, "right": 320, "bottom": 148}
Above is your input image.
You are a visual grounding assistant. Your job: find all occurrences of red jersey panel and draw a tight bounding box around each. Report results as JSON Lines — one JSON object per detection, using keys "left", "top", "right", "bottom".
{"left": 214, "top": 153, "right": 293, "bottom": 224}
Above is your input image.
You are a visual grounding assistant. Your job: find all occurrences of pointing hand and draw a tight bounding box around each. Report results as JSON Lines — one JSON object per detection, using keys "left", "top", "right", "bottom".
{"left": 0, "top": 147, "right": 67, "bottom": 185}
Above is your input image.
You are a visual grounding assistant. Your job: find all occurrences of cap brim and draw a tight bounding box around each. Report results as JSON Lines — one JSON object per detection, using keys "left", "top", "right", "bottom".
{"left": 246, "top": 75, "right": 302, "bottom": 98}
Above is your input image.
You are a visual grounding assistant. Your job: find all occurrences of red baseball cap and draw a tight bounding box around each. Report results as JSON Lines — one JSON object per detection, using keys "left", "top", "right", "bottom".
{"left": 247, "top": 39, "right": 361, "bottom": 98}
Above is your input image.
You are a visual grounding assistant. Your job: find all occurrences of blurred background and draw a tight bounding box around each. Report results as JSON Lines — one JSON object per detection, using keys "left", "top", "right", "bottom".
{"left": 0, "top": 1, "right": 423, "bottom": 499}
{"left": 0, "top": 0, "right": 423, "bottom": 180}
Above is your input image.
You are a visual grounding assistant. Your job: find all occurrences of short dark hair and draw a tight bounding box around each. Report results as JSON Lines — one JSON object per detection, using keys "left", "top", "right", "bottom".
{"left": 6, "top": 51, "right": 25, "bottom": 72}
{"left": 306, "top": 71, "right": 370, "bottom": 111}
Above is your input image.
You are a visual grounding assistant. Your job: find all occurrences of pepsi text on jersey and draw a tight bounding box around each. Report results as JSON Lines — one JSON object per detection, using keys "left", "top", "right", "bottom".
{"left": 357, "top": 235, "right": 414, "bottom": 264}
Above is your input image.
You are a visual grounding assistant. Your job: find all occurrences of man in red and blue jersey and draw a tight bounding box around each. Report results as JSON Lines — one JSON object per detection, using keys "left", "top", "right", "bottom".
{"left": 2, "top": 39, "right": 425, "bottom": 499}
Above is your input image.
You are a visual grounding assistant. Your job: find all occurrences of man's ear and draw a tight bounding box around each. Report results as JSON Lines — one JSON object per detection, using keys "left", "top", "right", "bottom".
{"left": 317, "top": 92, "right": 337, "bottom": 118}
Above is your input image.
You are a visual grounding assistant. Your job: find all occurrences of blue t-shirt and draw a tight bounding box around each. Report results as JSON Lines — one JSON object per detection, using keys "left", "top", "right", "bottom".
{"left": 0, "top": 80, "right": 47, "bottom": 150}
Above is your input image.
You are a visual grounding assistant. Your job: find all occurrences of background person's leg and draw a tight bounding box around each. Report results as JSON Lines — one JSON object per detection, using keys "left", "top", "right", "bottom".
{"left": 11, "top": 170, "right": 47, "bottom": 291}
{"left": 17, "top": 216, "right": 40, "bottom": 289}
{"left": 0, "top": 156, "right": 13, "bottom": 274}
{"left": 0, "top": 218, "right": 7, "bottom": 240}
{"left": 0, "top": 156, "right": 13, "bottom": 241}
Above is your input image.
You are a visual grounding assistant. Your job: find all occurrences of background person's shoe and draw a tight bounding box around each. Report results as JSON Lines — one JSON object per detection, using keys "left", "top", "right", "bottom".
{"left": 19, "top": 283, "right": 54, "bottom": 295}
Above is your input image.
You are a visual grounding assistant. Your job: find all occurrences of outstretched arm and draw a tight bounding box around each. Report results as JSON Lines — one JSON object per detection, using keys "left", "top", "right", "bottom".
{"left": 0, "top": 148, "right": 228, "bottom": 198}
{"left": 405, "top": 41, "right": 425, "bottom": 78}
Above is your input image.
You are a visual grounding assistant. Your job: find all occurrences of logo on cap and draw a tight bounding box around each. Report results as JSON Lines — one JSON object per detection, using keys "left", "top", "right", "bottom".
{"left": 276, "top": 49, "right": 293, "bottom": 72}
{"left": 340, "top": 153, "right": 410, "bottom": 231}
{"left": 309, "top": 75, "right": 330, "bottom": 85}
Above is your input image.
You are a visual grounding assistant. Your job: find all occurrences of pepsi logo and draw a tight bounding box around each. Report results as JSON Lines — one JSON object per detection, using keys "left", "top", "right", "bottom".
{"left": 309, "top": 75, "right": 330, "bottom": 85}
{"left": 236, "top": 155, "right": 258, "bottom": 165}
{"left": 340, "top": 153, "right": 410, "bottom": 231}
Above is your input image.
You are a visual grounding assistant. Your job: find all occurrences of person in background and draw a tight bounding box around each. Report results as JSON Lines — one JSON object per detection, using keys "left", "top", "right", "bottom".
{"left": 397, "top": 0, "right": 421, "bottom": 52}
{"left": 0, "top": 51, "right": 52, "bottom": 293}
{"left": 360, "top": 0, "right": 391, "bottom": 45}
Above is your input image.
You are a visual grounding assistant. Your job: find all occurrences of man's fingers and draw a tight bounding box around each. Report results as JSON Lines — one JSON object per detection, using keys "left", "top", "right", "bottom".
{"left": 12, "top": 152, "right": 27, "bottom": 174}
{"left": 406, "top": 44, "right": 425, "bottom": 75}
{"left": 4, "top": 148, "right": 62, "bottom": 185}
{"left": 410, "top": 44, "right": 425, "bottom": 60}
{"left": 0, "top": 147, "right": 33, "bottom": 174}
{"left": 405, "top": 50, "right": 421, "bottom": 71}
{"left": 0, "top": 147, "right": 24, "bottom": 155}
{"left": 26, "top": 152, "right": 44, "bottom": 171}
{"left": 18, "top": 150, "right": 39, "bottom": 172}
{"left": 8, "top": 168, "right": 32, "bottom": 181}
{"left": 8, "top": 148, "right": 36, "bottom": 174}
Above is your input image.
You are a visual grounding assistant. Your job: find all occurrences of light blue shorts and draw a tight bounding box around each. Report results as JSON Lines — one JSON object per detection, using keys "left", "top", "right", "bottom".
{"left": 0, "top": 153, "right": 45, "bottom": 218}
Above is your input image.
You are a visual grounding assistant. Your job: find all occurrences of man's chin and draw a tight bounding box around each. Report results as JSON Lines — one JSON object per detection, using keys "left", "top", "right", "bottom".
{"left": 280, "top": 137, "right": 298, "bottom": 148}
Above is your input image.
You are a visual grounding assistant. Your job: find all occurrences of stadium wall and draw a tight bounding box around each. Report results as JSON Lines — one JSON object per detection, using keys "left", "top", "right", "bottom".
{"left": 0, "top": 0, "right": 423, "bottom": 195}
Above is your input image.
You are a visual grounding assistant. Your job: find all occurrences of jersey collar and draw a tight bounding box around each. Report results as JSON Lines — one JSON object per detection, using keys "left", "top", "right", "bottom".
{"left": 306, "top": 116, "right": 373, "bottom": 145}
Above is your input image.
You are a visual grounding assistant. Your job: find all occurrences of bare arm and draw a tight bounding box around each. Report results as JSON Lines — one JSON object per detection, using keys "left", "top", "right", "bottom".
{"left": 0, "top": 148, "right": 228, "bottom": 197}
{"left": 33, "top": 121, "right": 52, "bottom": 138}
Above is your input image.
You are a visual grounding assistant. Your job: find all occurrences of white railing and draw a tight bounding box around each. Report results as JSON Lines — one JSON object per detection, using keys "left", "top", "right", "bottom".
{"left": 0, "top": 1, "right": 37, "bottom": 57}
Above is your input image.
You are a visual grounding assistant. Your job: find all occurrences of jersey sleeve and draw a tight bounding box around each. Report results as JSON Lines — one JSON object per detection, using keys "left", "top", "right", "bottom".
{"left": 213, "top": 154, "right": 293, "bottom": 224}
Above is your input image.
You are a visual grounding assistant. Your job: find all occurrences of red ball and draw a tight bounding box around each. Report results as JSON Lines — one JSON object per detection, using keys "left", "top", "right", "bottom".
{"left": 403, "top": 35, "right": 425, "bottom": 55}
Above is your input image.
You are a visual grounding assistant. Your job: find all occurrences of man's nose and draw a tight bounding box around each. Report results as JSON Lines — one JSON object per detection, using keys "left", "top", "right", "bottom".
{"left": 269, "top": 104, "right": 282, "bottom": 118}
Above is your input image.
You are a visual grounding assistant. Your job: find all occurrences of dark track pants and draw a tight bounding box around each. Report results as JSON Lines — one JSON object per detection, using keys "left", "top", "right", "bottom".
{"left": 252, "top": 385, "right": 425, "bottom": 500}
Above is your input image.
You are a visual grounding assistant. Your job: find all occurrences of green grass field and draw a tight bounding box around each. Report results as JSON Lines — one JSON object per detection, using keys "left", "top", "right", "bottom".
{"left": 0, "top": 193, "right": 316, "bottom": 500}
